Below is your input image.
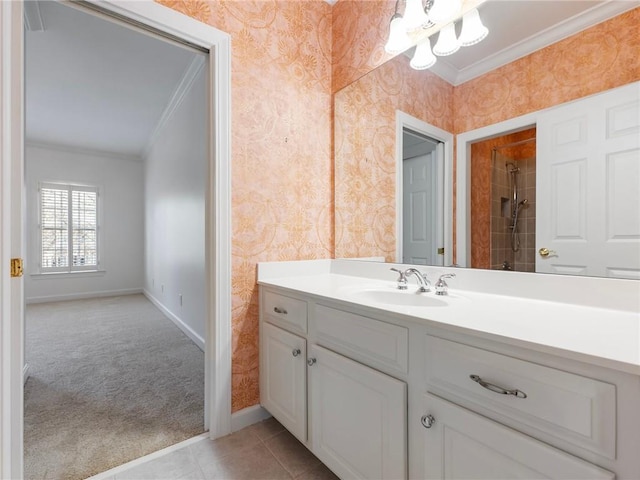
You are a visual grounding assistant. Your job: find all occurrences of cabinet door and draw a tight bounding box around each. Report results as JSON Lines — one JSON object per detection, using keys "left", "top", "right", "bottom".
{"left": 421, "top": 393, "right": 614, "bottom": 480}
{"left": 260, "top": 322, "right": 307, "bottom": 442}
{"left": 309, "top": 344, "right": 407, "bottom": 480}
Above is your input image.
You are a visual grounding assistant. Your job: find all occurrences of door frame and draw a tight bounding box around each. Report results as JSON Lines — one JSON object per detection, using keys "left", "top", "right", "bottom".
{"left": 395, "top": 111, "right": 453, "bottom": 266}
{"left": 455, "top": 111, "right": 537, "bottom": 267}
{"left": 0, "top": 1, "right": 232, "bottom": 476}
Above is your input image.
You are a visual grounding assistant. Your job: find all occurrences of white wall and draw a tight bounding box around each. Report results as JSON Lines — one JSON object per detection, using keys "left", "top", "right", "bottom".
{"left": 143, "top": 66, "right": 206, "bottom": 347}
{"left": 25, "top": 144, "right": 144, "bottom": 302}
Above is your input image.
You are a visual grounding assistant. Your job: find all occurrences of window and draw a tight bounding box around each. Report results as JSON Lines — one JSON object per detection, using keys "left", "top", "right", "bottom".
{"left": 39, "top": 183, "right": 99, "bottom": 273}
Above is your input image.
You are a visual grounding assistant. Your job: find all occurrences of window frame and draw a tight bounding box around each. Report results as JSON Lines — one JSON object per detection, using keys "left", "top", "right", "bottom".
{"left": 38, "top": 182, "right": 101, "bottom": 274}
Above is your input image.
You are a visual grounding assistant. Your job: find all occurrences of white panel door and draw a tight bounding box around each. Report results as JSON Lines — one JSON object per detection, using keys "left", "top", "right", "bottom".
{"left": 537, "top": 82, "right": 640, "bottom": 278}
{"left": 421, "top": 394, "right": 614, "bottom": 480}
{"left": 260, "top": 322, "right": 307, "bottom": 442}
{"left": 403, "top": 152, "right": 438, "bottom": 265}
{"left": 309, "top": 344, "right": 407, "bottom": 480}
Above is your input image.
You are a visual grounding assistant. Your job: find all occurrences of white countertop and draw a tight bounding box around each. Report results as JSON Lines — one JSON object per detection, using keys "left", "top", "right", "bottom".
{"left": 258, "top": 262, "right": 640, "bottom": 375}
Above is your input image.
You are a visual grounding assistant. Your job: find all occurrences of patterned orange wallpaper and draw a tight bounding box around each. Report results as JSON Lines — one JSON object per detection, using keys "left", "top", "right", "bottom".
{"left": 331, "top": 0, "right": 396, "bottom": 93}
{"left": 454, "top": 8, "right": 640, "bottom": 133}
{"left": 157, "top": 0, "right": 333, "bottom": 412}
{"left": 334, "top": 53, "right": 453, "bottom": 260}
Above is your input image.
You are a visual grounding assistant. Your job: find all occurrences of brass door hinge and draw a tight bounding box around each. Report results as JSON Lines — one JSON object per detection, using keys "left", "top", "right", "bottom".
{"left": 10, "top": 258, "right": 23, "bottom": 278}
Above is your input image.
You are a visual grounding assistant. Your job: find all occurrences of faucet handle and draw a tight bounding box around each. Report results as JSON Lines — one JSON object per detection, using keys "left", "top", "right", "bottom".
{"left": 390, "top": 267, "right": 408, "bottom": 290}
{"left": 435, "top": 273, "right": 456, "bottom": 296}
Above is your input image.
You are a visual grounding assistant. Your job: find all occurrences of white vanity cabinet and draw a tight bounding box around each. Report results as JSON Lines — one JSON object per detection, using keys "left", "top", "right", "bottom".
{"left": 259, "top": 283, "right": 639, "bottom": 480}
{"left": 259, "top": 288, "right": 408, "bottom": 480}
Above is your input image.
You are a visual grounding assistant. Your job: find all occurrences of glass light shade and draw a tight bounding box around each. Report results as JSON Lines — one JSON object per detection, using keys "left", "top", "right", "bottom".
{"left": 433, "top": 23, "right": 460, "bottom": 56}
{"left": 459, "top": 9, "right": 489, "bottom": 46}
{"left": 385, "top": 15, "right": 413, "bottom": 54}
{"left": 427, "top": 0, "right": 462, "bottom": 24}
{"left": 410, "top": 38, "right": 436, "bottom": 70}
{"left": 403, "top": 0, "right": 430, "bottom": 31}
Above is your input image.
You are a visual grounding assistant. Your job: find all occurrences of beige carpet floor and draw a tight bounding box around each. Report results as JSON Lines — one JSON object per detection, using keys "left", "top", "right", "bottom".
{"left": 24, "top": 294, "right": 205, "bottom": 480}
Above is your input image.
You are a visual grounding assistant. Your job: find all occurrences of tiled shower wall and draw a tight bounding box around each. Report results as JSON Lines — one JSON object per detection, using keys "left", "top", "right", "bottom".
{"left": 490, "top": 152, "right": 536, "bottom": 272}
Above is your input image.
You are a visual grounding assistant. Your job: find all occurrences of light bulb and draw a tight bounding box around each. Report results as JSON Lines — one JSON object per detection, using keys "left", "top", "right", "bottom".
{"left": 410, "top": 38, "right": 437, "bottom": 70}
{"left": 385, "top": 15, "right": 413, "bottom": 54}
{"left": 427, "top": 0, "right": 462, "bottom": 24}
{"left": 432, "top": 23, "right": 460, "bottom": 56}
{"left": 403, "top": 0, "right": 430, "bottom": 31}
{"left": 459, "top": 9, "right": 489, "bottom": 47}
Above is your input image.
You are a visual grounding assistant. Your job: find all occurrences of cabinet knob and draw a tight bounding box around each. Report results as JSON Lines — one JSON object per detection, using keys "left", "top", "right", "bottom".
{"left": 273, "top": 306, "right": 288, "bottom": 314}
{"left": 292, "top": 348, "right": 301, "bottom": 357}
{"left": 307, "top": 357, "right": 317, "bottom": 366}
{"left": 421, "top": 414, "right": 435, "bottom": 429}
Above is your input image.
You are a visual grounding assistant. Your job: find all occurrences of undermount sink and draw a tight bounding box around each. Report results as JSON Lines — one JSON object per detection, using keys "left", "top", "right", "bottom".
{"left": 349, "top": 288, "right": 450, "bottom": 307}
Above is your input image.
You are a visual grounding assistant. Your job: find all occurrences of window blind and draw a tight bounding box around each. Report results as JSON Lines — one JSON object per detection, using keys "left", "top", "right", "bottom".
{"left": 40, "top": 184, "right": 98, "bottom": 272}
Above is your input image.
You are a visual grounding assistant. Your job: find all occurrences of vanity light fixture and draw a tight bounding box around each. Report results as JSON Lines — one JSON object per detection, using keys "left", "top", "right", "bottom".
{"left": 410, "top": 37, "right": 437, "bottom": 70}
{"left": 403, "top": 0, "right": 432, "bottom": 31}
{"left": 458, "top": 8, "right": 489, "bottom": 46}
{"left": 432, "top": 23, "right": 460, "bottom": 56}
{"left": 383, "top": 0, "right": 489, "bottom": 70}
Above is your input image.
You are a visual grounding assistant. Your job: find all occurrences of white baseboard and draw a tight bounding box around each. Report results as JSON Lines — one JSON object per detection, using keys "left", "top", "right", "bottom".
{"left": 143, "top": 290, "right": 204, "bottom": 351}
{"left": 25, "top": 288, "right": 143, "bottom": 304}
{"left": 231, "top": 404, "right": 271, "bottom": 432}
{"left": 23, "top": 363, "right": 30, "bottom": 385}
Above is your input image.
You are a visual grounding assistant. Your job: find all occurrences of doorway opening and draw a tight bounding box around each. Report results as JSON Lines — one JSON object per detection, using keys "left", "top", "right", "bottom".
{"left": 401, "top": 129, "right": 444, "bottom": 265}
{"left": 0, "top": 1, "right": 232, "bottom": 478}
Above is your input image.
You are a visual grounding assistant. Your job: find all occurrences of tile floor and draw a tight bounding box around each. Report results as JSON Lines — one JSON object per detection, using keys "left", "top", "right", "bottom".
{"left": 99, "top": 418, "right": 339, "bottom": 480}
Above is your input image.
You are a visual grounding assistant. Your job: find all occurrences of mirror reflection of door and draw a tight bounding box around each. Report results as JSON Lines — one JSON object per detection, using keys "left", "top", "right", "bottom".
{"left": 402, "top": 129, "right": 444, "bottom": 265}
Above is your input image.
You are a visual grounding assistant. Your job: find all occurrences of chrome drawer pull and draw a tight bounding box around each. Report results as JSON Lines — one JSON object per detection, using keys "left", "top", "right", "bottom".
{"left": 273, "top": 307, "right": 288, "bottom": 315}
{"left": 292, "top": 348, "right": 301, "bottom": 357}
{"left": 470, "top": 374, "right": 527, "bottom": 399}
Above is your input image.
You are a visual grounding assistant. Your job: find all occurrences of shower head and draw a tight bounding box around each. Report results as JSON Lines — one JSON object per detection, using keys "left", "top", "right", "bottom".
{"left": 518, "top": 199, "right": 528, "bottom": 208}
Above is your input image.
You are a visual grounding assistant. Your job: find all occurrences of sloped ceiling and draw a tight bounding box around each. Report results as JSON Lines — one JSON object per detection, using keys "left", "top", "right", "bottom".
{"left": 25, "top": 1, "right": 201, "bottom": 158}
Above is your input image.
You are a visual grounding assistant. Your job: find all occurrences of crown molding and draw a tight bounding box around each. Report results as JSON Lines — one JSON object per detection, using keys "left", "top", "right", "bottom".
{"left": 25, "top": 140, "right": 143, "bottom": 162}
{"left": 449, "top": 1, "right": 638, "bottom": 86}
{"left": 142, "top": 54, "right": 205, "bottom": 158}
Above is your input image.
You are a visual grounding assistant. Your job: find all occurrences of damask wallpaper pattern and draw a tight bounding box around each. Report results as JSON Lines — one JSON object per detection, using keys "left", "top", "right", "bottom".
{"left": 155, "top": 0, "right": 638, "bottom": 414}
{"left": 334, "top": 54, "right": 453, "bottom": 260}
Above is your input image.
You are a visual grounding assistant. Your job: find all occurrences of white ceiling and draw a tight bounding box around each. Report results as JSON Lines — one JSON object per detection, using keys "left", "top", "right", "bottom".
{"left": 417, "top": 0, "right": 639, "bottom": 85}
{"left": 25, "top": 1, "right": 202, "bottom": 158}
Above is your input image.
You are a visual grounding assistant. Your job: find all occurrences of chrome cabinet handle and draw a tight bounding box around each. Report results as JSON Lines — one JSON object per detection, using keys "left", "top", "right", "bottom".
{"left": 273, "top": 306, "right": 288, "bottom": 314}
{"left": 470, "top": 374, "right": 527, "bottom": 399}
{"left": 307, "top": 357, "right": 316, "bottom": 366}
{"left": 292, "top": 348, "right": 301, "bottom": 357}
{"left": 421, "top": 414, "right": 435, "bottom": 429}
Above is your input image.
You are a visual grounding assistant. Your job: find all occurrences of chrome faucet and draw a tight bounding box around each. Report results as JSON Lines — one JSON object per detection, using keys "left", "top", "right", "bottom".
{"left": 435, "top": 273, "right": 456, "bottom": 295}
{"left": 404, "top": 268, "right": 431, "bottom": 292}
{"left": 390, "top": 268, "right": 408, "bottom": 290}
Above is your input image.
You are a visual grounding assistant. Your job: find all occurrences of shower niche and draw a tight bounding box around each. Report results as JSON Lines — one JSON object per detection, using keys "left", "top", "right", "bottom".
{"left": 470, "top": 128, "right": 537, "bottom": 272}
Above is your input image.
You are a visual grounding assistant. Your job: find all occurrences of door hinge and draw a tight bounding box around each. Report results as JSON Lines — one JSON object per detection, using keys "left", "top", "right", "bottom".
{"left": 10, "top": 258, "right": 24, "bottom": 278}
{"left": 437, "top": 248, "right": 445, "bottom": 255}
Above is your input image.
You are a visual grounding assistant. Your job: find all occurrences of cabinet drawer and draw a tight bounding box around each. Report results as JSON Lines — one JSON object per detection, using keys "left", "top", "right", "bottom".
{"left": 314, "top": 304, "right": 408, "bottom": 375}
{"left": 263, "top": 290, "right": 307, "bottom": 335}
{"left": 421, "top": 393, "right": 614, "bottom": 480}
{"left": 425, "top": 335, "right": 616, "bottom": 459}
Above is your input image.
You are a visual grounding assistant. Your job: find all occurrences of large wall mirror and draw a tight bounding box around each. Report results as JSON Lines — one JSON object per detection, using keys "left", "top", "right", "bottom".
{"left": 334, "top": 1, "right": 639, "bottom": 279}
